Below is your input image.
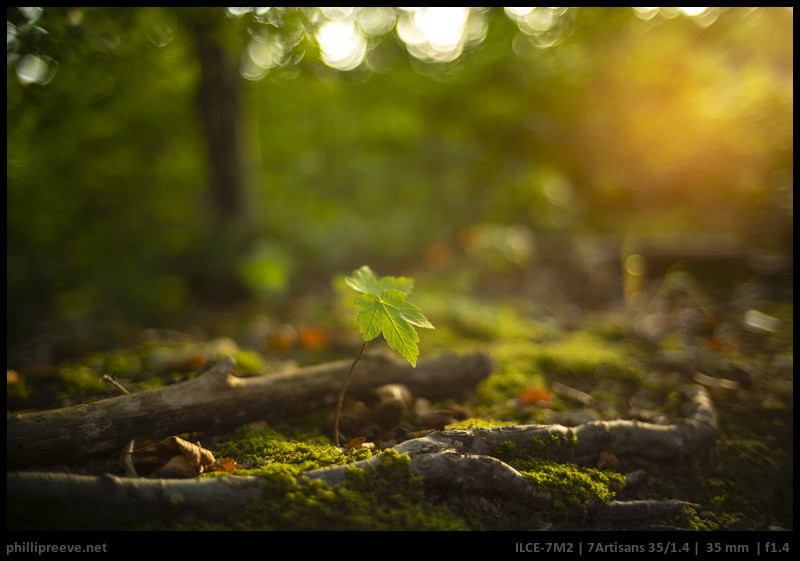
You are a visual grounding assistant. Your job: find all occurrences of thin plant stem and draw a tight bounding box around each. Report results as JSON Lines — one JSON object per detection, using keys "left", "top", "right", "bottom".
{"left": 333, "top": 340, "right": 368, "bottom": 447}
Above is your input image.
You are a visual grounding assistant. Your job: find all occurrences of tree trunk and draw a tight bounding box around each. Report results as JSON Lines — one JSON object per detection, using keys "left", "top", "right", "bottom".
{"left": 6, "top": 352, "right": 494, "bottom": 470}
{"left": 182, "top": 8, "right": 245, "bottom": 228}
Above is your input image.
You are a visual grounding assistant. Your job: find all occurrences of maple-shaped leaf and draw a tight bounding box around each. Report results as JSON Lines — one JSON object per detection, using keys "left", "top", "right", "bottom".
{"left": 345, "top": 265, "right": 414, "bottom": 296}
{"left": 347, "top": 266, "right": 434, "bottom": 367}
{"left": 354, "top": 290, "right": 434, "bottom": 366}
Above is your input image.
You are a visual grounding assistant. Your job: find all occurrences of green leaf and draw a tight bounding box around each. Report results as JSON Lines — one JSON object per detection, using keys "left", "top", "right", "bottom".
{"left": 352, "top": 288, "right": 434, "bottom": 367}
{"left": 345, "top": 265, "right": 414, "bottom": 296}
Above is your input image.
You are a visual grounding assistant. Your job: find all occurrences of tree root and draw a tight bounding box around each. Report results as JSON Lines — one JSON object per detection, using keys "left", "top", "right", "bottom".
{"left": 587, "top": 499, "right": 702, "bottom": 521}
{"left": 8, "top": 384, "right": 717, "bottom": 529}
{"left": 302, "top": 384, "right": 716, "bottom": 514}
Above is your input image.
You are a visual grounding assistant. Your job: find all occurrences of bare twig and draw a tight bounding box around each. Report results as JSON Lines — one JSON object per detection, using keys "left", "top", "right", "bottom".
{"left": 98, "top": 371, "right": 130, "bottom": 395}
{"left": 551, "top": 380, "right": 595, "bottom": 406}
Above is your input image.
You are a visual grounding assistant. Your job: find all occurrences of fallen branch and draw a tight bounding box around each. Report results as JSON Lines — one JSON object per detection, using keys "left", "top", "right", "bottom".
{"left": 7, "top": 471, "right": 265, "bottom": 529}
{"left": 7, "top": 351, "right": 493, "bottom": 470}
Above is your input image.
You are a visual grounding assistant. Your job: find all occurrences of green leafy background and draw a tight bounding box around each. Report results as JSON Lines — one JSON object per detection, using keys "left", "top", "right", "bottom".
{"left": 7, "top": 7, "right": 792, "bottom": 358}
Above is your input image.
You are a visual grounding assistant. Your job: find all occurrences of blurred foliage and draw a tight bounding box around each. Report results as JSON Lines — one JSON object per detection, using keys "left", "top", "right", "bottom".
{"left": 7, "top": 7, "right": 793, "bottom": 356}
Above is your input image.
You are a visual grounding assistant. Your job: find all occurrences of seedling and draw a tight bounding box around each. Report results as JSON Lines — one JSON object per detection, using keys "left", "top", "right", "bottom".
{"left": 333, "top": 265, "right": 434, "bottom": 447}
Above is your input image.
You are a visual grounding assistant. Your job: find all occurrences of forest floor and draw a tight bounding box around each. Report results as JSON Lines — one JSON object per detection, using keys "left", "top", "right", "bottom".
{"left": 6, "top": 260, "right": 794, "bottom": 535}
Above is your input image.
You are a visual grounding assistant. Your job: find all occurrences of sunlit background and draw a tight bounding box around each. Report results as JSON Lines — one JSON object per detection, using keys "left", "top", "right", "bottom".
{"left": 7, "top": 7, "right": 793, "bottom": 355}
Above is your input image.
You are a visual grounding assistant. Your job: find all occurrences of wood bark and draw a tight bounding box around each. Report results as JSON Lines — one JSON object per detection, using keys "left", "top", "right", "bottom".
{"left": 7, "top": 471, "right": 264, "bottom": 528}
{"left": 301, "top": 384, "right": 716, "bottom": 496}
{"left": 8, "top": 385, "right": 717, "bottom": 530}
{"left": 6, "top": 351, "right": 494, "bottom": 470}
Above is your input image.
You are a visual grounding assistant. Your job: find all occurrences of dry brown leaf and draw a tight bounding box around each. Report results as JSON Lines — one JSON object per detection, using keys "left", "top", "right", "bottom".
{"left": 298, "top": 326, "right": 328, "bottom": 350}
{"left": 120, "top": 435, "right": 217, "bottom": 478}
{"left": 137, "top": 435, "right": 216, "bottom": 468}
{"left": 597, "top": 451, "right": 620, "bottom": 470}
{"left": 346, "top": 437, "right": 376, "bottom": 451}
{"left": 346, "top": 437, "right": 367, "bottom": 450}
{"left": 150, "top": 454, "right": 198, "bottom": 478}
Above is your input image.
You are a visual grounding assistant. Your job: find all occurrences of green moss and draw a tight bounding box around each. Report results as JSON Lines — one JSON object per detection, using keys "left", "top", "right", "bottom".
{"left": 515, "top": 459, "right": 625, "bottom": 518}
{"left": 533, "top": 332, "right": 642, "bottom": 387}
{"left": 469, "top": 329, "right": 644, "bottom": 423}
{"left": 704, "top": 438, "right": 792, "bottom": 528}
{"left": 670, "top": 506, "right": 718, "bottom": 531}
{"left": 211, "top": 427, "right": 374, "bottom": 476}
{"left": 471, "top": 343, "right": 550, "bottom": 420}
{"left": 228, "top": 349, "right": 270, "bottom": 374}
{"left": 531, "top": 432, "right": 576, "bottom": 463}
{"left": 486, "top": 433, "right": 618, "bottom": 520}
{"left": 491, "top": 432, "right": 576, "bottom": 465}
{"left": 448, "top": 417, "right": 514, "bottom": 430}
{"left": 195, "top": 430, "right": 471, "bottom": 530}
{"left": 215, "top": 450, "right": 469, "bottom": 530}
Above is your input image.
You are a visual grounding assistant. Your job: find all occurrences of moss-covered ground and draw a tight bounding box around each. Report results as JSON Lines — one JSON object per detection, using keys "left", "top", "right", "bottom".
{"left": 7, "top": 270, "right": 792, "bottom": 532}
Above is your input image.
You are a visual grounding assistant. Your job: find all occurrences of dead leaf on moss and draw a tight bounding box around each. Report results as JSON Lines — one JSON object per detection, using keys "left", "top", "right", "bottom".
{"left": 150, "top": 454, "right": 198, "bottom": 478}
{"left": 119, "top": 435, "right": 218, "bottom": 478}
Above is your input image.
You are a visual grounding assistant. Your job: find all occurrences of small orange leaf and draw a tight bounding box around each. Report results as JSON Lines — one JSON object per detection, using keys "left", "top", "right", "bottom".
{"left": 298, "top": 326, "right": 328, "bottom": 350}
{"left": 518, "top": 386, "right": 551, "bottom": 405}
{"left": 203, "top": 458, "right": 241, "bottom": 473}
{"left": 166, "top": 352, "right": 208, "bottom": 372}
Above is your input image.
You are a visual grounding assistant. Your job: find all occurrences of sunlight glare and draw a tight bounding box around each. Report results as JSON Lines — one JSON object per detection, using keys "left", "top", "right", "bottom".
{"left": 504, "top": 7, "right": 571, "bottom": 49}
{"left": 357, "top": 6, "right": 396, "bottom": 37}
{"left": 316, "top": 19, "right": 366, "bottom": 71}
{"left": 678, "top": 7, "right": 708, "bottom": 17}
{"left": 241, "top": 32, "right": 293, "bottom": 80}
{"left": 415, "top": 7, "right": 468, "bottom": 49}
{"left": 16, "top": 54, "right": 58, "bottom": 85}
{"left": 397, "top": 7, "right": 476, "bottom": 63}
{"left": 631, "top": 7, "right": 660, "bottom": 21}
{"left": 632, "top": 7, "right": 721, "bottom": 27}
